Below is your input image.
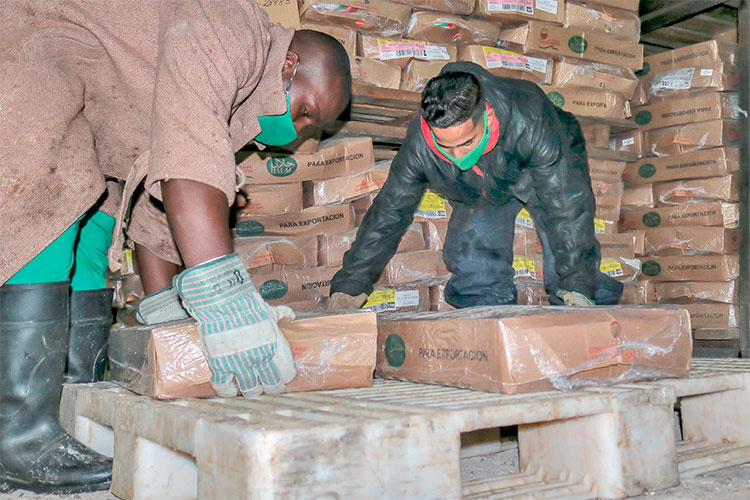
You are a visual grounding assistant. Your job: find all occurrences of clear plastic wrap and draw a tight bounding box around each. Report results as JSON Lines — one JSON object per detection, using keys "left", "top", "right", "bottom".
{"left": 653, "top": 174, "right": 739, "bottom": 206}
{"left": 375, "top": 305, "right": 692, "bottom": 394}
{"left": 638, "top": 254, "right": 739, "bottom": 282}
{"left": 592, "top": 180, "right": 623, "bottom": 221}
{"left": 539, "top": 85, "right": 631, "bottom": 119}
{"left": 633, "top": 93, "right": 742, "bottom": 132}
{"left": 644, "top": 227, "right": 739, "bottom": 256}
{"left": 428, "top": 282, "right": 454, "bottom": 312}
{"left": 516, "top": 281, "right": 550, "bottom": 305}
{"left": 684, "top": 303, "right": 737, "bottom": 329}
{"left": 406, "top": 11, "right": 501, "bottom": 45}
{"left": 622, "top": 147, "right": 739, "bottom": 185}
{"left": 234, "top": 203, "right": 356, "bottom": 238}
{"left": 400, "top": 60, "right": 448, "bottom": 91}
{"left": 251, "top": 265, "right": 341, "bottom": 304}
{"left": 238, "top": 182, "right": 303, "bottom": 215}
{"left": 593, "top": 0, "right": 639, "bottom": 12}
{"left": 457, "top": 45, "right": 553, "bottom": 84}
{"left": 475, "top": 0, "right": 564, "bottom": 24}
{"left": 352, "top": 191, "right": 378, "bottom": 225}
{"left": 108, "top": 312, "right": 378, "bottom": 399}
{"left": 621, "top": 184, "right": 654, "bottom": 209}
{"left": 359, "top": 34, "right": 458, "bottom": 68}
{"left": 654, "top": 281, "right": 738, "bottom": 305}
{"left": 421, "top": 219, "right": 449, "bottom": 250}
{"left": 620, "top": 281, "right": 657, "bottom": 305}
{"left": 647, "top": 63, "right": 739, "bottom": 100}
{"left": 619, "top": 201, "right": 739, "bottom": 231}
{"left": 318, "top": 223, "right": 425, "bottom": 267}
{"left": 376, "top": 250, "right": 449, "bottom": 286}
{"left": 301, "top": 22, "right": 358, "bottom": 58}
{"left": 600, "top": 256, "right": 641, "bottom": 282}
{"left": 596, "top": 232, "right": 636, "bottom": 259}
{"left": 307, "top": 160, "right": 391, "bottom": 206}
{"left": 588, "top": 159, "right": 626, "bottom": 184}
{"left": 641, "top": 39, "right": 737, "bottom": 77}
{"left": 644, "top": 119, "right": 739, "bottom": 157}
{"left": 609, "top": 129, "right": 645, "bottom": 156}
{"left": 390, "top": 0, "right": 475, "bottom": 15}
{"left": 299, "top": 0, "right": 411, "bottom": 38}
{"left": 234, "top": 235, "right": 318, "bottom": 274}
{"left": 551, "top": 57, "right": 638, "bottom": 99}
{"left": 564, "top": 1, "right": 640, "bottom": 43}
{"left": 361, "top": 286, "right": 431, "bottom": 313}
{"left": 351, "top": 57, "right": 402, "bottom": 89}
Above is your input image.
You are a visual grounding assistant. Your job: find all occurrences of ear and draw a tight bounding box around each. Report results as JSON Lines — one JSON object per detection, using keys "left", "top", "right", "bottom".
{"left": 282, "top": 51, "right": 299, "bottom": 77}
{"left": 487, "top": 106, "right": 496, "bottom": 125}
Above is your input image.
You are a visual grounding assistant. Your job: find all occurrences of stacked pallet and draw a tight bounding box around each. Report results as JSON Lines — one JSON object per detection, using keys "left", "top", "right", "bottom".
{"left": 619, "top": 39, "right": 740, "bottom": 351}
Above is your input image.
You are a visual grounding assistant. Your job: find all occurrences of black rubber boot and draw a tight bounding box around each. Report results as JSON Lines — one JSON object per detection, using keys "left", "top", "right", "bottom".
{"left": 0, "top": 282, "right": 112, "bottom": 494}
{"left": 65, "top": 288, "right": 114, "bottom": 384}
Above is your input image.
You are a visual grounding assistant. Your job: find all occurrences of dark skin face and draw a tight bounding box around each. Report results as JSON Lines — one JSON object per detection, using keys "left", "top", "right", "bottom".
{"left": 430, "top": 107, "right": 495, "bottom": 158}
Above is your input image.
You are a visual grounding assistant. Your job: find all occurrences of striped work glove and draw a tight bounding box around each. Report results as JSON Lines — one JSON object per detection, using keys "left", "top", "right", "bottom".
{"left": 173, "top": 253, "right": 297, "bottom": 397}
{"left": 135, "top": 286, "right": 189, "bottom": 325}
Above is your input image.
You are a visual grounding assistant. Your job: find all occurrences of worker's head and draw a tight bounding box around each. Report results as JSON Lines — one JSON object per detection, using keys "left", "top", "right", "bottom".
{"left": 421, "top": 72, "right": 495, "bottom": 167}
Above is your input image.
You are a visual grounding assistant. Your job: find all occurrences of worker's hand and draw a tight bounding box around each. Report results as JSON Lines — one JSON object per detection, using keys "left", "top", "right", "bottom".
{"left": 328, "top": 292, "right": 368, "bottom": 311}
{"left": 174, "top": 253, "right": 296, "bottom": 397}
{"left": 135, "top": 286, "right": 189, "bottom": 325}
{"left": 555, "top": 289, "right": 595, "bottom": 307}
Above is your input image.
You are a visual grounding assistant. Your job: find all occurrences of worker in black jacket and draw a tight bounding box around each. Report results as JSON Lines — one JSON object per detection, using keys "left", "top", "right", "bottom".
{"left": 328, "top": 62, "right": 623, "bottom": 309}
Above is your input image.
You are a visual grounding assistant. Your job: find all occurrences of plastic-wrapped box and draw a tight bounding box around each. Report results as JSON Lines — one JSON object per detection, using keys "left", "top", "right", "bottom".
{"left": 620, "top": 201, "right": 738, "bottom": 231}
{"left": 376, "top": 250, "right": 448, "bottom": 286}
{"left": 305, "top": 161, "right": 391, "bottom": 206}
{"left": 596, "top": 233, "right": 635, "bottom": 259}
{"left": 551, "top": 58, "right": 638, "bottom": 99}
{"left": 421, "top": 219, "right": 450, "bottom": 250}
{"left": 234, "top": 204, "right": 356, "bottom": 238}
{"left": 109, "top": 313, "right": 378, "bottom": 399}
{"left": 621, "top": 184, "right": 654, "bottom": 209}
{"left": 645, "top": 63, "right": 739, "bottom": 101}
{"left": 376, "top": 306, "right": 692, "bottom": 394}
{"left": 638, "top": 254, "right": 739, "bottom": 282}
{"left": 594, "top": 0, "right": 639, "bottom": 12}
{"left": 593, "top": 180, "right": 623, "bottom": 221}
{"left": 641, "top": 39, "right": 736, "bottom": 76}
{"left": 400, "top": 60, "right": 448, "bottom": 92}
{"left": 644, "top": 119, "right": 739, "bottom": 157}
{"left": 564, "top": 1, "right": 640, "bottom": 43}
{"left": 252, "top": 266, "right": 341, "bottom": 305}
{"left": 653, "top": 174, "right": 739, "bottom": 206}
{"left": 358, "top": 34, "right": 457, "bottom": 68}
{"left": 390, "top": 0, "right": 475, "bottom": 15}
{"left": 684, "top": 304, "right": 737, "bottom": 329}
{"left": 610, "top": 129, "right": 646, "bottom": 157}
{"left": 588, "top": 159, "right": 626, "bottom": 184}
{"left": 301, "top": 22, "right": 357, "bottom": 59}
{"left": 620, "top": 281, "right": 657, "bottom": 305}
{"left": 352, "top": 192, "right": 378, "bottom": 225}
{"left": 406, "top": 11, "right": 501, "bottom": 45}
{"left": 238, "top": 182, "right": 303, "bottom": 215}
{"left": 633, "top": 93, "right": 741, "bottom": 131}
{"left": 540, "top": 85, "right": 631, "bottom": 119}
{"left": 623, "top": 147, "right": 738, "bottom": 185}
{"left": 516, "top": 282, "right": 549, "bottom": 305}
{"left": 361, "top": 286, "right": 431, "bottom": 313}
{"left": 475, "top": 0, "right": 565, "bottom": 25}
{"left": 299, "top": 0, "right": 411, "bottom": 38}
{"left": 351, "top": 57, "right": 401, "bottom": 89}
{"left": 457, "top": 45, "right": 553, "bottom": 84}
{"left": 235, "top": 236, "right": 318, "bottom": 274}
{"left": 429, "top": 283, "right": 454, "bottom": 312}
{"left": 655, "top": 281, "right": 738, "bottom": 304}
{"left": 318, "top": 223, "right": 426, "bottom": 267}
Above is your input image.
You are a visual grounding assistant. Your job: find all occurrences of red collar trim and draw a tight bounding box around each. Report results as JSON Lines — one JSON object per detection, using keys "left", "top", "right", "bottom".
{"left": 421, "top": 101, "right": 500, "bottom": 163}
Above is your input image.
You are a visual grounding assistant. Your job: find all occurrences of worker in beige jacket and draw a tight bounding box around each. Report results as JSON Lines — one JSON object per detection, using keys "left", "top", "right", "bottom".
{"left": 0, "top": 0, "right": 351, "bottom": 494}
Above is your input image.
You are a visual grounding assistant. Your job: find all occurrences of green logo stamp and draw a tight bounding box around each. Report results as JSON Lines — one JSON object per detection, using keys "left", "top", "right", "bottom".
{"left": 642, "top": 211, "right": 661, "bottom": 227}
{"left": 266, "top": 157, "right": 297, "bottom": 177}
{"left": 546, "top": 91, "right": 565, "bottom": 108}
{"left": 638, "top": 163, "right": 656, "bottom": 179}
{"left": 641, "top": 261, "right": 662, "bottom": 277}
{"left": 635, "top": 110, "right": 652, "bottom": 126}
{"left": 259, "top": 279, "right": 289, "bottom": 300}
{"left": 235, "top": 220, "right": 265, "bottom": 236}
{"left": 384, "top": 334, "right": 406, "bottom": 368}
{"left": 636, "top": 62, "right": 650, "bottom": 78}
{"left": 568, "top": 36, "right": 588, "bottom": 54}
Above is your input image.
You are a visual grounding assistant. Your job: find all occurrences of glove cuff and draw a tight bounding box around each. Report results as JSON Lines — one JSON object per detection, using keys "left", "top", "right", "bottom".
{"left": 136, "top": 286, "right": 185, "bottom": 324}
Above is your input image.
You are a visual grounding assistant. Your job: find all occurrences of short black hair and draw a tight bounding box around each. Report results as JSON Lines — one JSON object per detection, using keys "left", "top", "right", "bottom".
{"left": 291, "top": 29, "right": 352, "bottom": 111}
{"left": 421, "top": 72, "right": 483, "bottom": 129}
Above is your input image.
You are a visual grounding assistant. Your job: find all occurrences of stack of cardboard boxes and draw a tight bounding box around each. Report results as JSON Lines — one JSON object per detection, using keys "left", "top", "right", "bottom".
{"left": 618, "top": 39, "right": 740, "bottom": 343}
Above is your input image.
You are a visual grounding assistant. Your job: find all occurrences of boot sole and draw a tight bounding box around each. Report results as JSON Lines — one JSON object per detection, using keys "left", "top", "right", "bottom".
{"left": 0, "top": 476, "right": 111, "bottom": 494}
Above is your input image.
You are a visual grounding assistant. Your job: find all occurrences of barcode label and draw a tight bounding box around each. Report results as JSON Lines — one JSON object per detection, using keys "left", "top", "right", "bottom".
{"left": 423, "top": 44, "right": 450, "bottom": 60}
{"left": 487, "top": 0, "right": 533, "bottom": 14}
{"left": 652, "top": 67, "right": 696, "bottom": 92}
{"left": 600, "top": 259, "right": 624, "bottom": 277}
{"left": 513, "top": 255, "right": 537, "bottom": 279}
{"left": 700, "top": 68, "right": 714, "bottom": 76}
{"left": 416, "top": 192, "right": 448, "bottom": 218}
{"left": 362, "top": 301, "right": 396, "bottom": 313}
{"left": 361, "top": 288, "right": 397, "bottom": 313}
{"left": 622, "top": 137, "right": 635, "bottom": 146}
{"left": 527, "top": 56, "right": 548, "bottom": 74}
{"left": 378, "top": 40, "right": 417, "bottom": 61}
{"left": 515, "top": 208, "right": 535, "bottom": 228}
{"left": 594, "top": 218, "right": 607, "bottom": 234}
{"left": 482, "top": 47, "right": 546, "bottom": 73}
{"left": 395, "top": 290, "right": 421, "bottom": 307}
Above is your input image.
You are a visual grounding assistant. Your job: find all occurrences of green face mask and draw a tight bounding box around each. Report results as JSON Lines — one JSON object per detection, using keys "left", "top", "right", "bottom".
{"left": 432, "top": 110, "right": 491, "bottom": 171}
{"left": 254, "top": 62, "right": 299, "bottom": 147}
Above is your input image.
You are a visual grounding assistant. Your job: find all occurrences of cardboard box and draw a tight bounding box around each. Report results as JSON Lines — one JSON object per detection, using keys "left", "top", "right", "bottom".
{"left": 301, "top": 23, "right": 357, "bottom": 59}
{"left": 593, "top": 0, "right": 639, "bottom": 12}
{"left": 252, "top": 265, "right": 340, "bottom": 304}
{"left": 400, "top": 60, "right": 448, "bottom": 92}
{"left": 305, "top": 161, "right": 390, "bottom": 206}
{"left": 498, "top": 21, "right": 644, "bottom": 70}
{"left": 551, "top": 58, "right": 638, "bottom": 99}
{"left": 475, "top": 0, "right": 565, "bottom": 25}
{"left": 359, "top": 35, "right": 457, "bottom": 69}
{"left": 515, "top": 207, "right": 616, "bottom": 235}
{"left": 593, "top": 181, "right": 623, "bottom": 221}
{"left": 620, "top": 202, "right": 738, "bottom": 231}
{"left": 422, "top": 219, "right": 450, "bottom": 250}
{"left": 645, "top": 63, "right": 739, "bottom": 101}
{"left": 644, "top": 119, "right": 739, "bottom": 157}
{"left": 516, "top": 282, "right": 550, "bottom": 306}
{"left": 514, "top": 229, "right": 542, "bottom": 256}
{"left": 377, "top": 250, "right": 448, "bottom": 286}
{"left": 623, "top": 147, "right": 739, "bottom": 184}
{"left": 259, "top": 0, "right": 301, "bottom": 29}
{"left": 597, "top": 233, "right": 635, "bottom": 259}
{"left": 390, "top": 0, "right": 475, "bottom": 15}
{"left": 299, "top": 0, "right": 411, "bottom": 38}
{"left": 639, "top": 254, "right": 739, "bottom": 282}
{"left": 235, "top": 236, "right": 318, "bottom": 273}
{"left": 609, "top": 129, "right": 645, "bottom": 157}
{"left": 653, "top": 174, "right": 739, "bottom": 206}
{"left": 235, "top": 204, "right": 355, "bottom": 237}
{"left": 351, "top": 57, "right": 401, "bottom": 89}
{"left": 406, "top": 11, "right": 501, "bottom": 46}
{"left": 362, "top": 286, "right": 431, "bottom": 313}
{"left": 641, "top": 40, "right": 736, "bottom": 77}
{"left": 620, "top": 281, "right": 656, "bottom": 305}
{"left": 644, "top": 227, "right": 739, "bottom": 256}
{"left": 458, "top": 45, "right": 553, "bottom": 84}
{"left": 655, "top": 281, "right": 738, "bottom": 304}
{"left": 621, "top": 184, "right": 654, "bottom": 208}
{"left": 683, "top": 304, "right": 737, "bottom": 329}
{"left": 600, "top": 256, "right": 641, "bottom": 282}
{"left": 238, "top": 137, "right": 375, "bottom": 184}
{"left": 318, "top": 223, "right": 426, "bottom": 267}
{"left": 108, "top": 313, "right": 378, "bottom": 399}
{"left": 565, "top": 2, "right": 639, "bottom": 43}
{"left": 429, "top": 284, "right": 455, "bottom": 312}
{"left": 238, "top": 182, "right": 303, "bottom": 215}
{"left": 413, "top": 191, "right": 453, "bottom": 222}
{"left": 582, "top": 123, "right": 610, "bottom": 149}
{"left": 588, "top": 159, "right": 626, "bottom": 184}
{"left": 540, "top": 85, "right": 631, "bottom": 119}
{"left": 633, "top": 93, "right": 740, "bottom": 131}
{"left": 513, "top": 254, "right": 546, "bottom": 281}
{"left": 375, "top": 306, "right": 692, "bottom": 394}
{"left": 352, "top": 192, "right": 378, "bottom": 225}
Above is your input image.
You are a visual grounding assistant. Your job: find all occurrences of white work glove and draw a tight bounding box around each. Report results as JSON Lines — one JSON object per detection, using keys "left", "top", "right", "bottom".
{"left": 327, "top": 292, "right": 368, "bottom": 311}
{"left": 173, "top": 253, "right": 296, "bottom": 397}
{"left": 135, "top": 286, "right": 189, "bottom": 324}
{"left": 556, "top": 290, "right": 595, "bottom": 307}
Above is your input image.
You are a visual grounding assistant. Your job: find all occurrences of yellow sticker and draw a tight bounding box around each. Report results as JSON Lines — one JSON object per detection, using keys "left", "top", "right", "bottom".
{"left": 124, "top": 248, "right": 134, "bottom": 274}
{"left": 515, "top": 208, "right": 534, "bottom": 228}
{"left": 513, "top": 256, "right": 536, "bottom": 278}
{"left": 517, "top": 208, "right": 532, "bottom": 220}
{"left": 416, "top": 192, "right": 447, "bottom": 218}
{"left": 362, "top": 288, "right": 396, "bottom": 311}
{"left": 594, "top": 218, "right": 607, "bottom": 234}
{"left": 600, "top": 258, "right": 624, "bottom": 277}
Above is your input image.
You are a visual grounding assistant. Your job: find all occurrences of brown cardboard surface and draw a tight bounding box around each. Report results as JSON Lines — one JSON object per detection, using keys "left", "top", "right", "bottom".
{"left": 238, "top": 182, "right": 303, "bottom": 215}
{"left": 653, "top": 174, "right": 739, "bottom": 206}
{"left": 655, "top": 281, "right": 738, "bottom": 305}
{"left": 623, "top": 147, "right": 739, "bottom": 184}
{"left": 644, "top": 227, "right": 739, "bottom": 256}
{"left": 516, "top": 282, "right": 550, "bottom": 305}
{"left": 458, "top": 45, "right": 553, "bottom": 84}
{"left": 109, "top": 313, "right": 378, "bottom": 399}
{"left": 620, "top": 281, "right": 656, "bottom": 305}
{"left": 259, "top": 0, "right": 301, "bottom": 29}
{"left": 235, "top": 204, "right": 355, "bottom": 237}
{"left": 593, "top": 181, "right": 623, "bottom": 221}
{"left": 642, "top": 40, "right": 736, "bottom": 76}
{"left": 588, "top": 159, "right": 626, "bottom": 184}
{"left": 621, "top": 184, "right": 654, "bottom": 208}
{"left": 540, "top": 85, "right": 630, "bottom": 119}
{"left": 421, "top": 219, "right": 450, "bottom": 250}
{"left": 352, "top": 192, "right": 378, "bottom": 225}
{"left": 683, "top": 304, "right": 737, "bottom": 329}
{"left": 390, "top": 0, "right": 475, "bottom": 15}
{"left": 299, "top": 0, "right": 411, "bottom": 38}
{"left": 252, "top": 266, "right": 341, "bottom": 304}
{"left": 375, "top": 306, "right": 692, "bottom": 394}
{"left": 644, "top": 63, "right": 739, "bottom": 101}
{"left": 318, "top": 223, "right": 426, "bottom": 267}
{"left": 514, "top": 229, "right": 542, "bottom": 256}
{"left": 551, "top": 58, "right": 638, "bottom": 99}
{"left": 476, "top": 0, "right": 565, "bottom": 25}
{"left": 498, "top": 21, "right": 643, "bottom": 70}
{"left": 644, "top": 119, "right": 739, "bottom": 157}
{"left": 238, "top": 137, "right": 375, "bottom": 184}
{"left": 307, "top": 161, "right": 391, "bottom": 206}
{"left": 628, "top": 229, "right": 646, "bottom": 255}
{"left": 429, "top": 284, "right": 454, "bottom": 312}
{"left": 301, "top": 22, "right": 357, "bottom": 58}
{"left": 406, "top": 11, "right": 501, "bottom": 46}
{"left": 400, "top": 60, "right": 448, "bottom": 91}
{"left": 639, "top": 254, "right": 739, "bottom": 282}
{"left": 593, "top": 0, "right": 639, "bottom": 12}
{"left": 359, "top": 34, "right": 458, "bottom": 68}
{"left": 633, "top": 93, "right": 740, "bottom": 131}
{"left": 620, "top": 202, "right": 738, "bottom": 231}
{"left": 609, "top": 129, "right": 645, "bottom": 157}
{"left": 362, "top": 286, "right": 431, "bottom": 313}
{"left": 351, "top": 57, "right": 401, "bottom": 89}
{"left": 582, "top": 123, "right": 610, "bottom": 149}
{"left": 377, "top": 250, "right": 448, "bottom": 286}
{"left": 596, "top": 233, "right": 635, "bottom": 259}
{"left": 235, "top": 236, "right": 318, "bottom": 273}
{"left": 564, "top": 2, "right": 639, "bottom": 43}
